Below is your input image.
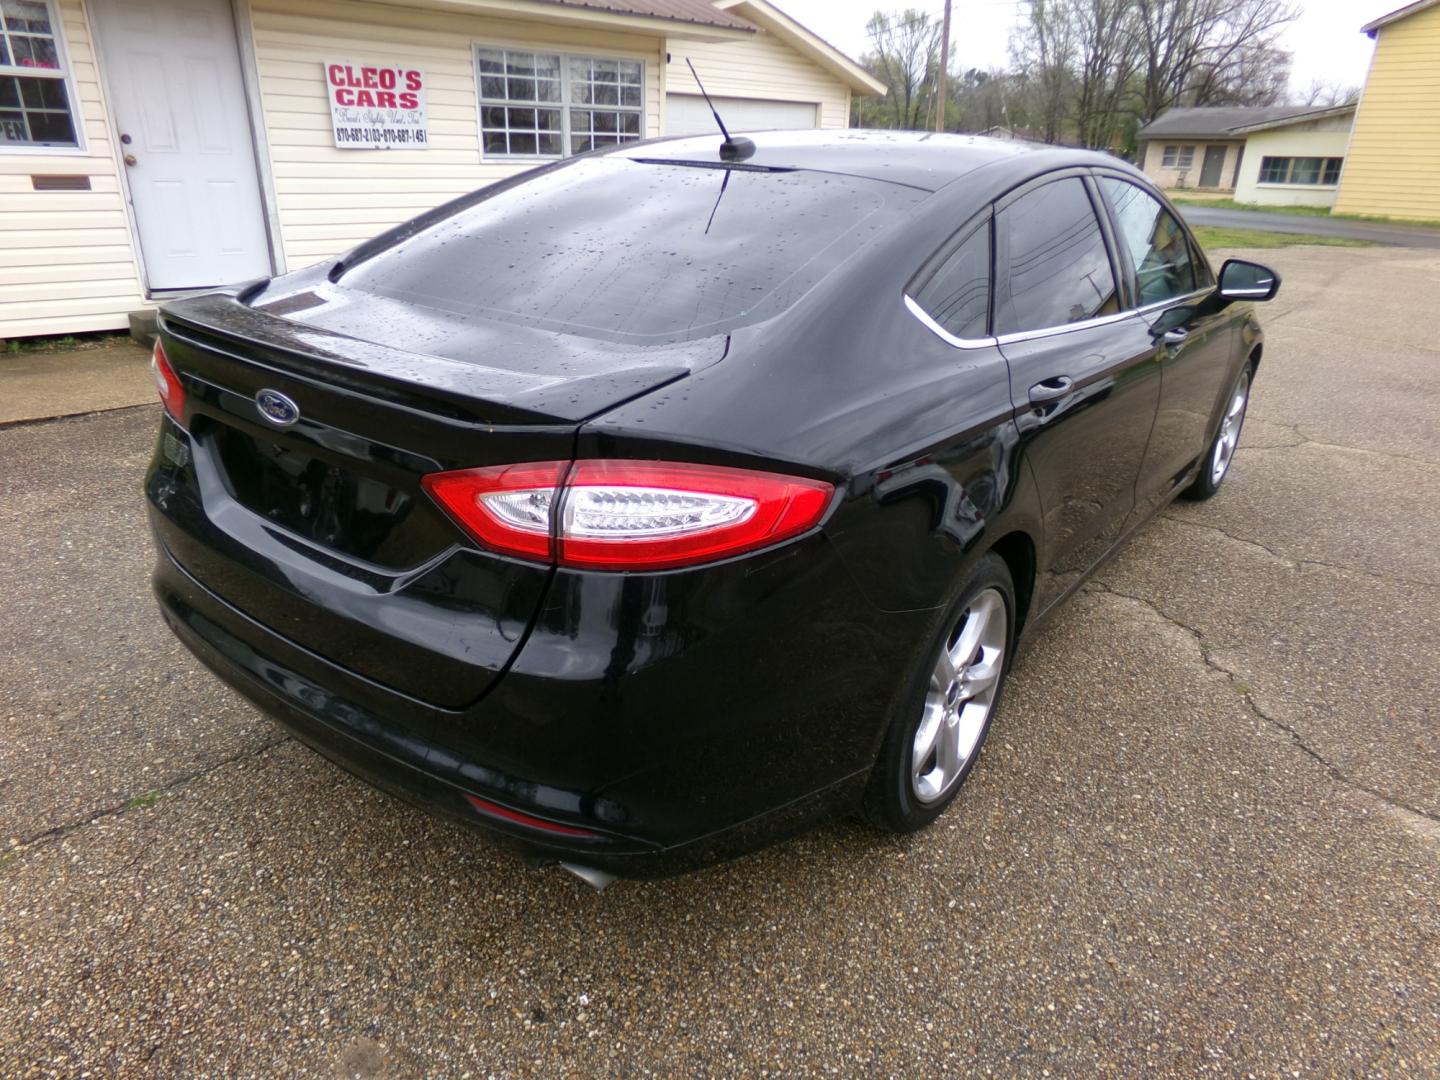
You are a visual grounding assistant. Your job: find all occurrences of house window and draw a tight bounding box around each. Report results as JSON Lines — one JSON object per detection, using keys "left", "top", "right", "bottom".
{"left": 476, "top": 47, "right": 643, "bottom": 158}
{"left": 0, "top": 0, "right": 79, "bottom": 148}
{"left": 1258, "top": 156, "right": 1344, "bottom": 186}
{"left": 1161, "top": 144, "right": 1195, "bottom": 169}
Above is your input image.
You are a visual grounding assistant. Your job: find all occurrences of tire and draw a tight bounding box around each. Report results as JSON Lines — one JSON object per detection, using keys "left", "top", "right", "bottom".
{"left": 863, "top": 553, "right": 1015, "bottom": 834}
{"left": 1182, "top": 366, "right": 1251, "bottom": 502}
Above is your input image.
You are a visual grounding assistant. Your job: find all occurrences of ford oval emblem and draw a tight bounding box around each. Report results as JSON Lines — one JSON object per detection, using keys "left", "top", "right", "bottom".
{"left": 255, "top": 389, "right": 300, "bottom": 428}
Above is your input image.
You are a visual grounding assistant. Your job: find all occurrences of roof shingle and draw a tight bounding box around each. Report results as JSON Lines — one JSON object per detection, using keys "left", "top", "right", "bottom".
{"left": 1136, "top": 106, "right": 1318, "bottom": 140}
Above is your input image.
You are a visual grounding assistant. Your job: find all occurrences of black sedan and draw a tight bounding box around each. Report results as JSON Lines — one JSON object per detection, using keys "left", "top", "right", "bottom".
{"left": 145, "top": 131, "right": 1278, "bottom": 885}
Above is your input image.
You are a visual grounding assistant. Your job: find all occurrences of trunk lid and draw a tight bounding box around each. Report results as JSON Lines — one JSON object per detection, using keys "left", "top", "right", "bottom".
{"left": 153, "top": 285, "right": 724, "bottom": 708}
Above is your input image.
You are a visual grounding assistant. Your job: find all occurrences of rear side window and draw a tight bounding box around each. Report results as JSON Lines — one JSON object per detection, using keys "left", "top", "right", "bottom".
{"left": 1100, "top": 178, "right": 1198, "bottom": 307}
{"left": 910, "top": 221, "right": 990, "bottom": 340}
{"left": 340, "top": 158, "right": 925, "bottom": 345}
{"left": 994, "top": 177, "right": 1118, "bottom": 336}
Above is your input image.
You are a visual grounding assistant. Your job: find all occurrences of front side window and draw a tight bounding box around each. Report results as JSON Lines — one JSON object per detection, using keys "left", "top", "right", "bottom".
{"left": 994, "top": 177, "right": 1118, "bottom": 336}
{"left": 476, "top": 47, "right": 642, "bottom": 158}
{"left": 1258, "top": 156, "right": 1344, "bottom": 186}
{"left": 910, "top": 221, "right": 990, "bottom": 340}
{"left": 1101, "top": 178, "right": 1197, "bottom": 307}
{"left": 0, "top": 0, "right": 78, "bottom": 148}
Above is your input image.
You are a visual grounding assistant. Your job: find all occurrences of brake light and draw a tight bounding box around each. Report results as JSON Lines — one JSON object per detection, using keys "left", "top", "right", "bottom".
{"left": 422, "top": 461, "right": 566, "bottom": 562}
{"left": 422, "top": 460, "right": 833, "bottom": 571}
{"left": 151, "top": 339, "right": 185, "bottom": 421}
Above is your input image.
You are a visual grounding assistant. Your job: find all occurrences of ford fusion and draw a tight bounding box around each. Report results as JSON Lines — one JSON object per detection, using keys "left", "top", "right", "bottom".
{"left": 146, "top": 131, "right": 1278, "bottom": 883}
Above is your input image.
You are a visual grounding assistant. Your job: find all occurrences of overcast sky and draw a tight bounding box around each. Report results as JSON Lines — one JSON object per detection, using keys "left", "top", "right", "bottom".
{"left": 774, "top": 0, "right": 1380, "bottom": 97}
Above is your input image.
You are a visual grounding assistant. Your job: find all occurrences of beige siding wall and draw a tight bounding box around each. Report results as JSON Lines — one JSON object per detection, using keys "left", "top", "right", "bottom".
{"left": 1233, "top": 117, "right": 1353, "bottom": 208}
{"left": 249, "top": 0, "right": 665, "bottom": 268}
{"left": 1334, "top": 4, "right": 1440, "bottom": 220}
{"left": 665, "top": 32, "right": 850, "bottom": 128}
{"left": 0, "top": 0, "right": 145, "bottom": 339}
{"left": 1140, "top": 139, "right": 1243, "bottom": 191}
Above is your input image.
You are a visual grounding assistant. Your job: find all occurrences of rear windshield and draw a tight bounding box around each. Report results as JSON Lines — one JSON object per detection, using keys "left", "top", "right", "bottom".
{"left": 340, "top": 158, "right": 925, "bottom": 345}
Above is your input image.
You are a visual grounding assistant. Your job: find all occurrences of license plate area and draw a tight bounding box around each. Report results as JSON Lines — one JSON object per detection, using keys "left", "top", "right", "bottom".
{"left": 203, "top": 419, "right": 436, "bottom": 568}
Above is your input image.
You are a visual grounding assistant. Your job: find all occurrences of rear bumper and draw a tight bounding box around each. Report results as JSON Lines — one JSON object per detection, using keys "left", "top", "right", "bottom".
{"left": 153, "top": 538, "right": 881, "bottom": 878}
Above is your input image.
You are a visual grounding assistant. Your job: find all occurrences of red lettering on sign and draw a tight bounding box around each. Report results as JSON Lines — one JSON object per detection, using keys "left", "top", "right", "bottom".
{"left": 399, "top": 92, "right": 419, "bottom": 110}
{"left": 405, "top": 70, "right": 422, "bottom": 91}
{"left": 334, "top": 87, "right": 355, "bottom": 106}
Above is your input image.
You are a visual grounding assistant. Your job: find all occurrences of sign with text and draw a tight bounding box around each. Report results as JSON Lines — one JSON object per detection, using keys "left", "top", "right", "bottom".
{"left": 325, "top": 62, "right": 428, "bottom": 150}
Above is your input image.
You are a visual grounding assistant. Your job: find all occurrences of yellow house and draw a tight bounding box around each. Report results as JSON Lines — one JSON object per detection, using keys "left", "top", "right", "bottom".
{"left": 1333, "top": 0, "right": 1440, "bottom": 220}
{"left": 0, "top": 0, "right": 883, "bottom": 340}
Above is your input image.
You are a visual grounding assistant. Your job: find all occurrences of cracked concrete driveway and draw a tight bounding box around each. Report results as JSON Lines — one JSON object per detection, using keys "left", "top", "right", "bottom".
{"left": 2, "top": 244, "right": 1438, "bottom": 1078}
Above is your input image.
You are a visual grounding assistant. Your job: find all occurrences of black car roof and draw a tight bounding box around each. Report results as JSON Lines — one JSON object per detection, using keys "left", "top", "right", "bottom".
{"left": 610, "top": 129, "right": 1132, "bottom": 192}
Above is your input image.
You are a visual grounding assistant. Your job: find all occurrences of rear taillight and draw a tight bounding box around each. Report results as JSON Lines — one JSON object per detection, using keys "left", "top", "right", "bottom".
{"left": 151, "top": 339, "right": 185, "bottom": 421}
{"left": 422, "top": 460, "right": 833, "bottom": 571}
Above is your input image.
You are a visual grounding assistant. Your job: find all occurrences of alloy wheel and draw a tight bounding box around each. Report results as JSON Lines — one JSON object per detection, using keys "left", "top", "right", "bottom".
{"left": 911, "top": 587, "right": 1008, "bottom": 804}
{"left": 1210, "top": 374, "right": 1250, "bottom": 486}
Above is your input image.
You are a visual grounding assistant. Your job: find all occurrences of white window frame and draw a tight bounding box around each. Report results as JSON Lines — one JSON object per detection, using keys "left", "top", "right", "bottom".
{"left": 473, "top": 44, "right": 645, "bottom": 162}
{"left": 0, "top": 0, "right": 86, "bottom": 154}
{"left": 1257, "top": 155, "right": 1345, "bottom": 188}
{"left": 1161, "top": 144, "right": 1195, "bottom": 169}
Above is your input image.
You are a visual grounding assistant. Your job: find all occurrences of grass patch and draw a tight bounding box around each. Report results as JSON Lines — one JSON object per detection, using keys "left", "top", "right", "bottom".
{"left": 1192, "top": 226, "right": 1371, "bottom": 249}
{"left": 1172, "top": 196, "right": 1440, "bottom": 229}
{"left": 2, "top": 331, "right": 132, "bottom": 356}
{"left": 124, "top": 790, "right": 163, "bottom": 810}
{"left": 0, "top": 851, "right": 17, "bottom": 872}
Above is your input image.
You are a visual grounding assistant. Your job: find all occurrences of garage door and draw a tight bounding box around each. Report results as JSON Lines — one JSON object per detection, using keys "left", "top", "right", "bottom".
{"left": 664, "top": 94, "right": 820, "bottom": 137}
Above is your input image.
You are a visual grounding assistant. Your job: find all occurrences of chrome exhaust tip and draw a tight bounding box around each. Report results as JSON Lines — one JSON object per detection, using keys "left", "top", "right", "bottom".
{"left": 560, "top": 862, "right": 617, "bottom": 891}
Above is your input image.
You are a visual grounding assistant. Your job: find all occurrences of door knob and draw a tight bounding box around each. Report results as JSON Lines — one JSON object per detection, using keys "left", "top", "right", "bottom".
{"left": 123, "top": 153, "right": 137, "bottom": 167}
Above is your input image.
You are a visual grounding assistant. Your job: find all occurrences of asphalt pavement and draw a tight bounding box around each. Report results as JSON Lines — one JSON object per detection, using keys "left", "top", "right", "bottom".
{"left": 1, "top": 245, "right": 1437, "bottom": 1077}
{"left": 1180, "top": 204, "right": 1440, "bottom": 248}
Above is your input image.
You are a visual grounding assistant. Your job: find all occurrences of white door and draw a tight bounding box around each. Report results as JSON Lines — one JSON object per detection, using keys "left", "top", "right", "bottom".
{"left": 93, "top": 0, "right": 271, "bottom": 289}
{"left": 664, "top": 94, "right": 819, "bottom": 137}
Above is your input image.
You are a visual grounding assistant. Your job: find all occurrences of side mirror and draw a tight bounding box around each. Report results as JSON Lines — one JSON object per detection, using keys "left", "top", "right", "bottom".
{"left": 1218, "top": 259, "right": 1281, "bottom": 303}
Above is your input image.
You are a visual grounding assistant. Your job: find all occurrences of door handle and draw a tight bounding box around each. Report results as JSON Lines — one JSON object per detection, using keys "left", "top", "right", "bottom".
{"left": 1161, "top": 327, "right": 1189, "bottom": 348}
{"left": 123, "top": 153, "right": 138, "bottom": 167}
{"left": 1028, "top": 376, "right": 1074, "bottom": 404}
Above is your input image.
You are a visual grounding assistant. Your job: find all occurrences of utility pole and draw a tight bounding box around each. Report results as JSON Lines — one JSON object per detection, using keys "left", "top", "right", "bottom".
{"left": 935, "top": 0, "right": 953, "bottom": 132}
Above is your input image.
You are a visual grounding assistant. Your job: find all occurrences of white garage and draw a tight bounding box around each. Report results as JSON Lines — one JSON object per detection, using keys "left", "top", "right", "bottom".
{"left": 664, "top": 93, "right": 820, "bottom": 136}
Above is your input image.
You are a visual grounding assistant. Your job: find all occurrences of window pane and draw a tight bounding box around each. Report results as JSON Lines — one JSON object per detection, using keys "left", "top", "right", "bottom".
{"left": 571, "top": 134, "right": 592, "bottom": 155}
{"left": 508, "top": 106, "right": 535, "bottom": 129}
{"left": 536, "top": 77, "right": 560, "bottom": 103}
{"left": 509, "top": 131, "right": 536, "bottom": 155}
{"left": 24, "top": 104, "right": 70, "bottom": 142}
{"left": 995, "top": 178, "right": 1117, "bottom": 335}
{"left": 592, "top": 82, "right": 618, "bottom": 107}
{"left": 619, "top": 61, "right": 642, "bottom": 84}
{"left": 477, "top": 49, "right": 505, "bottom": 74}
{"left": 12, "top": 34, "right": 59, "bottom": 68}
{"left": 344, "top": 159, "right": 925, "bottom": 344}
{"left": 913, "top": 223, "right": 990, "bottom": 340}
{"left": 619, "top": 111, "right": 639, "bottom": 135}
{"left": 1101, "top": 178, "right": 1196, "bottom": 307}
{"left": 3, "top": 0, "right": 54, "bottom": 33}
{"left": 1291, "top": 157, "right": 1322, "bottom": 184}
{"left": 1258, "top": 157, "right": 1287, "bottom": 184}
{"left": 1323, "top": 158, "right": 1343, "bottom": 185}
{"left": 0, "top": 36, "right": 9, "bottom": 66}
{"left": 507, "top": 76, "right": 535, "bottom": 102}
{"left": 479, "top": 75, "right": 505, "bottom": 99}
{"left": 483, "top": 130, "right": 507, "bottom": 155}
{"left": 0, "top": 74, "right": 76, "bottom": 146}
{"left": 539, "top": 132, "right": 562, "bottom": 156}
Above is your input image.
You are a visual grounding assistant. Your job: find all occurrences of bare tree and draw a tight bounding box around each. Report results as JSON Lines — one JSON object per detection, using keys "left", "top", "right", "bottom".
{"left": 1134, "top": 0, "right": 1300, "bottom": 122}
{"left": 859, "top": 9, "right": 944, "bottom": 130}
{"left": 1011, "top": 0, "right": 1079, "bottom": 143}
{"left": 1299, "top": 78, "right": 1361, "bottom": 107}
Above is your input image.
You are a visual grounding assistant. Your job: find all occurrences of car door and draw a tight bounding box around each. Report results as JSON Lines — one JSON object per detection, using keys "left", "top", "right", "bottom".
{"left": 1094, "top": 175, "right": 1239, "bottom": 519}
{"left": 993, "top": 173, "right": 1164, "bottom": 611}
